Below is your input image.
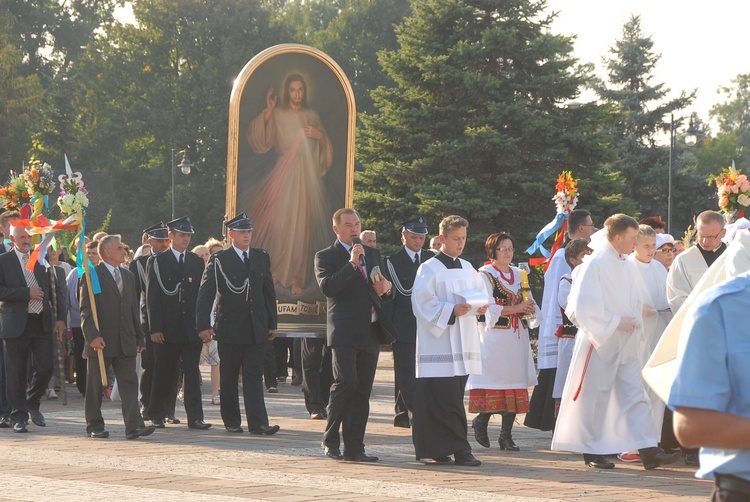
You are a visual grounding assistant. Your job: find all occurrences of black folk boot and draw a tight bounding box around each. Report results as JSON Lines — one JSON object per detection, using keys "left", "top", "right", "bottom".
{"left": 498, "top": 412, "right": 520, "bottom": 451}
{"left": 471, "top": 413, "right": 491, "bottom": 448}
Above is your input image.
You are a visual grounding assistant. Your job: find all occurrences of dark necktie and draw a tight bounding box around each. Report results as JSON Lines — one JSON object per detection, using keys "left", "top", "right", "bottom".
{"left": 243, "top": 251, "right": 249, "bottom": 274}
{"left": 414, "top": 253, "right": 419, "bottom": 265}
{"left": 179, "top": 252, "right": 184, "bottom": 267}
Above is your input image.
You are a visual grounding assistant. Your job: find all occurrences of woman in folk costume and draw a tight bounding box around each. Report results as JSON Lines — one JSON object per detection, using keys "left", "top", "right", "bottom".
{"left": 468, "top": 232, "right": 540, "bottom": 451}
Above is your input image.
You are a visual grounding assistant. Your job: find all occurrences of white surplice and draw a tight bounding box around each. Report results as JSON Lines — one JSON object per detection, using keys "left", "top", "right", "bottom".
{"left": 552, "top": 273, "right": 575, "bottom": 399}
{"left": 628, "top": 255, "right": 671, "bottom": 429}
{"left": 412, "top": 257, "right": 487, "bottom": 378}
{"left": 551, "top": 241, "right": 657, "bottom": 455}
{"left": 466, "top": 266, "right": 539, "bottom": 391}
{"left": 666, "top": 246, "right": 708, "bottom": 313}
{"left": 537, "top": 250, "right": 571, "bottom": 369}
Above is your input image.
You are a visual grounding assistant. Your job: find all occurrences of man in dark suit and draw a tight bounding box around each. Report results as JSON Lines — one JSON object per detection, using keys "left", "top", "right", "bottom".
{"left": 196, "top": 213, "right": 279, "bottom": 435}
{"left": 80, "top": 235, "right": 154, "bottom": 439}
{"left": 0, "top": 222, "right": 67, "bottom": 433}
{"left": 129, "top": 222, "right": 176, "bottom": 421}
{"left": 0, "top": 210, "right": 22, "bottom": 429}
{"left": 315, "top": 208, "right": 396, "bottom": 462}
{"left": 147, "top": 216, "right": 210, "bottom": 430}
{"left": 381, "top": 217, "right": 434, "bottom": 428}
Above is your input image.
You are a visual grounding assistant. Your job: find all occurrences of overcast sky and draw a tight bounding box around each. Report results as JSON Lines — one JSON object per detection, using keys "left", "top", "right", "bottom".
{"left": 548, "top": 0, "right": 750, "bottom": 134}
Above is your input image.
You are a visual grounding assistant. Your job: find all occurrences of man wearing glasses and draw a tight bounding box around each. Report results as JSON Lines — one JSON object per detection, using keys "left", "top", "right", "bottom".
{"left": 667, "top": 210, "right": 726, "bottom": 314}
{"left": 665, "top": 210, "right": 726, "bottom": 466}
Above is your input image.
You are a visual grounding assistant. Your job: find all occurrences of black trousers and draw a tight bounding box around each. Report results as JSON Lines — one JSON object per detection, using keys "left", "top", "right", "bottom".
{"left": 274, "top": 338, "right": 293, "bottom": 378}
{"left": 263, "top": 339, "right": 276, "bottom": 389}
{"left": 149, "top": 341, "right": 203, "bottom": 424}
{"left": 323, "top": 344, "right": 380, "bottom": 455}
{"left": 3, "top": 315, "right": 53, "bottom": 423}
{"left": 412, "top": 375, "right": 472, "bottom": 459}
{"left": 0, "top": 339, "right": 11, "bottom": 416}
{"left": 301, "top": 337, "right": 332, "bottom": 414}
{"left": 71, "top": 327, "right": 87, "bottom": 395}
{"left": 218, "top": 341, "right": 269, "bottom": 429}
{"left": 85, "top": 353, "right": 143, "bottom": 434}
{"left": 392, "top": 341, "right": 416, "bottom": 423}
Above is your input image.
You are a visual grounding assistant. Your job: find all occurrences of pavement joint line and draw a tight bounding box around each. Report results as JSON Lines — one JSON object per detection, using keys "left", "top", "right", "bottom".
{"left": 2, "top": 447, "right": 566, "bottom": 502}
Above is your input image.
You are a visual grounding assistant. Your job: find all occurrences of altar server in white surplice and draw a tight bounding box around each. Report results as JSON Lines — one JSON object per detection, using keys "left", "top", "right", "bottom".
{"left": 525, "top": 209, "right": 596, "bottom": 433}
{"left": 411, "top": 215, "right": 489, "bottom": 467}
{"left": 551, "top": 214, "right": 680, "bottom": 471}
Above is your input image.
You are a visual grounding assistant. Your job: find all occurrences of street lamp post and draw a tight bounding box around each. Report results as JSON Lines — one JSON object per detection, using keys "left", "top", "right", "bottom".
{"left": 667, "top": 114, "right": 700, "bottom": 235}
{"left": 171, "top": 147, "right": 193, "bottom": 220}
{"left": 668, "top": 114, "right": 675, "bottom": 235}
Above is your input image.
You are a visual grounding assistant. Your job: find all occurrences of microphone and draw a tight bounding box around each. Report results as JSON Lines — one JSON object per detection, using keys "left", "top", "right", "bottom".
{"left": 351, "top": 237, "right": 366, "bottom": 267}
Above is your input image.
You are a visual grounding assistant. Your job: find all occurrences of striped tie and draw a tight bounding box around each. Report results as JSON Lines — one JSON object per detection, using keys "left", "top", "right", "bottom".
{"left": 21, "top": 254, "right": 44, "bottom": 314}
{"left": 114, "top": 267, "right": 123, "bottom": 293}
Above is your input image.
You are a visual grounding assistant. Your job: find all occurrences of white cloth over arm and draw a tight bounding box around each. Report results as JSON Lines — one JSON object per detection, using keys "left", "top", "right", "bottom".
{"left": 411, "top": 258, "right": 487, "bottom": 378}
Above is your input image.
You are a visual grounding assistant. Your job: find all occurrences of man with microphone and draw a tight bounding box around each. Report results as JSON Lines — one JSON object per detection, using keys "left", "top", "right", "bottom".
{"left": 314, "top": 208, "right": 396, "bottom": 462}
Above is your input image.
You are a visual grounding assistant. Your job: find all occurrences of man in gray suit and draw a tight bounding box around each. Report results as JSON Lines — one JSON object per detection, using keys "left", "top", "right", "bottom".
{"left": 80, "top": 235, "right": 154, "bottom": 439}
{"left": 0, "top": 222, "right": 67, "bottom": 433}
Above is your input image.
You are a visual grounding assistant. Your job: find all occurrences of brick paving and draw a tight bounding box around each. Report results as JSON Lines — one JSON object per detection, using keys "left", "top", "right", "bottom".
{"left": 0, "top": 354, "right": 711, "bottom": 501}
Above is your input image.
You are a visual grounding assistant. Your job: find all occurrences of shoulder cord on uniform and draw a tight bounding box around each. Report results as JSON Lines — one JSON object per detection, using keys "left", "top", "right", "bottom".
{"left": 386, "top": 257, "right": 412, "bottom": 297}
{"left": 136, "top": 260, "right": 148, "bottom": 289}
{"left": 152, "top": 257, "right": 181, "bottom": 299}
{"left": 214, "top": 257, "right": 250, "bottom": 301}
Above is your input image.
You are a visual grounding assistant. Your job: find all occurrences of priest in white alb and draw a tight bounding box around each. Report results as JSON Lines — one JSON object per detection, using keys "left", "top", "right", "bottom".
{"left": 411, "top": 215, "right": 489, "bottom": 467}
{"left": 551, "top": 214, "right": 680, "bottom": 470}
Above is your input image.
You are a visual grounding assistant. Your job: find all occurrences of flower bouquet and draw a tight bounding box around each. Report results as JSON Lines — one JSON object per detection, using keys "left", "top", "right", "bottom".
{"left": 0, "top": 172, "right": 30, "bottom": 211}
{"left": 21, "top": 159, "right": 56, "bottom": 217}
{"left": 57, "top": 171, "right": 89, "bottom": 216}
{"left": 553, "top": 171, "right": 579, "bottom": 214}
{"left": 713, "top": 164, "right": 750, "bottom": 223}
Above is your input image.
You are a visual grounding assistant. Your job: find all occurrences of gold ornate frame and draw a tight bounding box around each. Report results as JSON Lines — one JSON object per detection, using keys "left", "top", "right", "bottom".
{"left": 225, "top": 44, "right": 355, "bottom": 218}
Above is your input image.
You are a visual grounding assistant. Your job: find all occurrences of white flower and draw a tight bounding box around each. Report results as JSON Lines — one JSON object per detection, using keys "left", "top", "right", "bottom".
{"left": 63, "top": 194, "right": 75, "bottom": 206}
{"left": 738, "top": 194, "right": 750, "bottom": 207}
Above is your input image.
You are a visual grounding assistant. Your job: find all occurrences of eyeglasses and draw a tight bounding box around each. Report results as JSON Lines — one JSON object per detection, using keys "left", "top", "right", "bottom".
{"left": 659, "top": 248, "right": 676, "bottom": 254}
{"left": 495, "top": 247, "right": 514, "bottom": 253}
{"left": 696, "top": 231, "right": 723, "bottom": 240}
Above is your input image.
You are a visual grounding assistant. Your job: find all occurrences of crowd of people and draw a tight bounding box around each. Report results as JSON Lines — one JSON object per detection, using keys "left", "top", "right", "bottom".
{"left": 0, "top": 204, "right": 748, "bottom": 499}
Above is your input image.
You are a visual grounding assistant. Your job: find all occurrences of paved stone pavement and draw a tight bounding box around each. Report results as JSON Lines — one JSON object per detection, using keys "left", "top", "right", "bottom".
{"left": 0, "top": 354, "right": 711, "bottom": 501}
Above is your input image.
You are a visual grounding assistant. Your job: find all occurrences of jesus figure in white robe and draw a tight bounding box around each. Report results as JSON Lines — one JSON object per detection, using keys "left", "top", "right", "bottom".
{"left": 551, "top": 215, "right": 680, "bottom": 470}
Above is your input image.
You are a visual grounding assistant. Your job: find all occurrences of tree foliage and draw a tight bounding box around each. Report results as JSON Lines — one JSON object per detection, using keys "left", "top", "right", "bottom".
{"left": 355, "top": 0, "right": 626, "bottom": 262}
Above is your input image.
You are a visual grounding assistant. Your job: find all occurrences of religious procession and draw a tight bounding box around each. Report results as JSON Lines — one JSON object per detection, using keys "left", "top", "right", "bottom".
{"left": 3, "top": 1, "right": 750, "bottom": 499}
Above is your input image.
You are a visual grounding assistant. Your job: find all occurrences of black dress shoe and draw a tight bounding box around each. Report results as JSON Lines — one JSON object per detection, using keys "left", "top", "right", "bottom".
{"left": 310, "top": 410, "right": 325, "bottom": 420}
{"left": 584, "top": 454, "right": 615, "bottom": 469}
{"left": 432, "top": 456, "right": 453, "bottom": 463}
{"left": 639, "top": 447, "right": 681, "bottom": 470}
{"left": 30, "top": 410, "right": 46, "bottom": 427}
{"left": 166, "top": 416, "right": 180, "bottom": 424}
{"left": 188, "top": 420, "right": 212, "bottom": 430}
{"left": 249, "top": 424, "right": 280, "bottom": 435}
{"left": 151, "top": 419, "right": 166, "bottom": 428}
{"left": 454, "top": 451, "right": 482, "bottom": 467}
{"left": 13, "top": 421, "right": 28, "bottom": 433}
{"left": 88, "top": 430, "right": 110, "bottom": 439}
{"left": 344, "top": 451, "right": 378, "bottom": 462}
{"left": 126, "top": 425, "right": 155, "bottom": 439}
{"left": 0, "top": 416, "right": 11, "bottom": 428}
{"left": 684, "top": 453, "right": 700, "bottom": 466}
{"left": 323, "top": 445, "right": 343, "bottom": 460}
{"left": 393, "top": 416, "right": 411, "bottom": 428}
{"left": 225, "top": 425, "right": 244, "bottom": 433}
